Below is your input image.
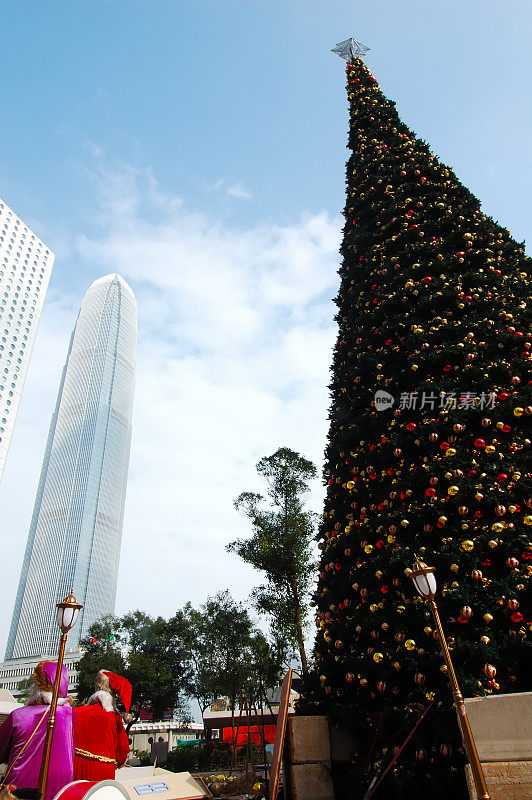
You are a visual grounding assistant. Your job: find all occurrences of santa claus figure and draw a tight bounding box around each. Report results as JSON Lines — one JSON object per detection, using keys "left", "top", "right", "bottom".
{"left": 0, "top": 661, "right": 74, "bottom": 800}
{"left": 73, "top": 670, "right": 131, "bottom": 780}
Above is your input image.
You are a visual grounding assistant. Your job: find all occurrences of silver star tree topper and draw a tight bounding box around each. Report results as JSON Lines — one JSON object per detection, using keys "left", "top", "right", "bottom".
{"left": 331, "top": 38, "right": 370, "bottom": 61}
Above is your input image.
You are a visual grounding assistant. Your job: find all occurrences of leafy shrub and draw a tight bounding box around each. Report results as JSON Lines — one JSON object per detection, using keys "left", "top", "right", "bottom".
{"left": 165, "top": 741, "right": 232, "bottom": 773}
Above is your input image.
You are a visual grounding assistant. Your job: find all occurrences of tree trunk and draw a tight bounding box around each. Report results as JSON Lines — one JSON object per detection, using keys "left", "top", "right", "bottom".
{"left": 200, "top": 703, "right": 212, "bottom": 741}
{"left": 291, "top": 579, "right": 308, "bottom": 673}
{"left": 256, "top": 680, "right": 269, "bottom": 793}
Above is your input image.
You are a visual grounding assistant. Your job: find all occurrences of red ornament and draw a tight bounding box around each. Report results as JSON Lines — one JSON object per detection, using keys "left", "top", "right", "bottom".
{"left": 484, "top": 664, "right": 497, "bottom": 679}
{"left": 474, "top": 438, "right": 486, "bottom": 448}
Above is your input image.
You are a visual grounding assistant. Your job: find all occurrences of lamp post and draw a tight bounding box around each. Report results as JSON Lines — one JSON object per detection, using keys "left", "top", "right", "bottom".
{"left": 38, "top": 590, "right": 82, "bottom": 798}
{"left": 409, "top": 559, "right": 490, "bottom": 800}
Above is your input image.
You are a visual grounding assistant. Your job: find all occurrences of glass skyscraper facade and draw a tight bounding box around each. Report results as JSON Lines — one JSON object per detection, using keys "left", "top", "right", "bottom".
{"left": 0, "top": 197, "right": 54, "bottom": 482}
{"left": 5, "top": 274, "right": 137, "bottom": 660}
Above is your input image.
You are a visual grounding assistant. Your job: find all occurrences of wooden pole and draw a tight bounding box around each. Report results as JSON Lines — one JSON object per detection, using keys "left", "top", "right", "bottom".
{"left": 429, "top": 599, "right": 490, "bottom": 800}
{"left": 38, "top": 633, "right": 68, "bottom": 798}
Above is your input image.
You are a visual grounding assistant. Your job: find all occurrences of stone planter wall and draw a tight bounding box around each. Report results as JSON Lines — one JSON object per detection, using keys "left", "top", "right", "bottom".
{"left": 284, "top": 693, "right": 532, "bottom": 800}
{"left": 464, "top": 692, "right": 532, "bottom": 800}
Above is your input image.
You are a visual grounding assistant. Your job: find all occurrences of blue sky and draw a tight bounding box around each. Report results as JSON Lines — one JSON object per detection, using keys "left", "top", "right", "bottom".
{"left": 0, "top": 0, "right": 531, "bottom": 655}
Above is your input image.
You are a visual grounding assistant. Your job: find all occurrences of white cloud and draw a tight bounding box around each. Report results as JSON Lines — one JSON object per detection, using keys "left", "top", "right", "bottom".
{"left": 202, "top": 177, "right": 253, "bottom": 201}
{"left": 227, "top": 182, "right": 252, "bottom": 200}
{"left": 0, "top": 161, "right": 341, "bottom": 649}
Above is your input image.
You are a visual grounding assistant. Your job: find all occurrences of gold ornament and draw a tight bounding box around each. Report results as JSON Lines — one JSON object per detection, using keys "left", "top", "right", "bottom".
{"left": 448, "top": 486, "right": 459, "bottom": 496}
{"left": 373, "top": 652, "right": 384, "bottom": 663}
{"left": 461, "top": 539, "right": 474, "bottom": 552}
{"left": 405, "top": 639, "right": 416, "bottom": 651}
{"left": 483, "top": 613, "right": 494, "bottom": 623}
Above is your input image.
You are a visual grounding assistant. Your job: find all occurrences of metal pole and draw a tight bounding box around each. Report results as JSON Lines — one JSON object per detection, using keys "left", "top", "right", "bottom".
{"left": 428, "top": 599, "right": 490, "bottom": 800}
{"left": 38, "top": 632, "right": 68, "bottom": 798}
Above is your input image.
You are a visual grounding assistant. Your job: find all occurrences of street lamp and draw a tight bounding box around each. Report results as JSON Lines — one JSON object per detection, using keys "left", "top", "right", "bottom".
{"left": 38, "top": 590, "right": 82, "bottom": 798}
{"left": 409, "top": 559, "right": 490, "bottom": 800}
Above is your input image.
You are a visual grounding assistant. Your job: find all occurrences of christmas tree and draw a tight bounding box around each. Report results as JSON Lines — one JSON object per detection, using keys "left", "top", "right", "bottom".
{"left": 303, "top": 42, "right": 532, "bottom": 799}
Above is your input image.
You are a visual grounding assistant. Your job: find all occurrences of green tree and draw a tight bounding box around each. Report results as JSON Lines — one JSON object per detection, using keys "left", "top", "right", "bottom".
{"left": 15, "top": 676, "right": 34, "bottom": 703}
{"left": 228, "top": 447, "right": 318, "bottom": 673}
{"left": 303, "top": 53, "right": 532, "bottom": 800}
{"left": 121, "top": 611, "right": 191, "bottom": 728}
{"left": 172, "top": 591, "right": 284, "bottom": 762}
{"left": 170, "top": 603, "right": 220, "bottom": 731}
{"left": 77, "top": 615, "right": 126, "bottom": 702}
{"left": 78, "top": 612, "right": 190, "bottom": 730}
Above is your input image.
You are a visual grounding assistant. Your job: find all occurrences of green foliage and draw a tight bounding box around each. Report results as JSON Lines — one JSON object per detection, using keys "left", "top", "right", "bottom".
{"left": 77, "top": 615, "right": 126, "bottom": 702}
{"left": 228, "top": 447, "right": 318, "bottom": 671}
{"left": 16, "top": 676, "right": 35, "bottom": 703}
{"left": 136, "top": 751, "right": 151, "bottom": 767}
{"left": 165, "top": 741, "right": 231, "bottom": 773}
{"left": 302, "top": 56, "right": 532, "bottom": 800}
{"left": 78, "top": 612, "right": 191, "bottom": 725}
{"left": 172, "top": 591, "right": 284, "bottom": 716}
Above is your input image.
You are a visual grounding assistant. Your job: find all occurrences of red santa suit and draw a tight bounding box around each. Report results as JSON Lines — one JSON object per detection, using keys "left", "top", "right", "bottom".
{"left": 74, "top": 672, "right": 131, "bottom": 780}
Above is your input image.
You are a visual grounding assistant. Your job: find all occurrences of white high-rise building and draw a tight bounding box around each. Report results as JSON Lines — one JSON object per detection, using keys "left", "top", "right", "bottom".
{"left": 5, "top": 274, "right": 137, "bottom": 661}
{"left": 0, "top": 198, "right": 54, "bottom": 482}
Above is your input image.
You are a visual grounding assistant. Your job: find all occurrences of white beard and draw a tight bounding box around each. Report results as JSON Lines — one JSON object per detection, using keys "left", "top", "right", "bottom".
{"left": 26, "top": 689, "right": 69, "bottom": 706}
{"left": 87, "top": 690, "right": 116, "bottom": 712}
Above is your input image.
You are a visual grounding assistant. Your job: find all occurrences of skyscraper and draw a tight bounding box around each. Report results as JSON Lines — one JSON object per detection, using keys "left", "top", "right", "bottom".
{"left": 6, "top": 274, "right": 137, "bottom": 660}
{"left": 0, "top": 198, "right": 55, "bottom": 482}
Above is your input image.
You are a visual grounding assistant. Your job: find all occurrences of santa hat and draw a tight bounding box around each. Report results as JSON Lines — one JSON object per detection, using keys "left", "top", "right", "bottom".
{"left": 103, "top": 671, "right": 132, "bottom": 713}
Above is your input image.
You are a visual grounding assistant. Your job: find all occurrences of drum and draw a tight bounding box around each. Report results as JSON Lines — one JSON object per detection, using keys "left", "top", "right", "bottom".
{"left": 54, "top": 781, "right": 130, "bottom": 800}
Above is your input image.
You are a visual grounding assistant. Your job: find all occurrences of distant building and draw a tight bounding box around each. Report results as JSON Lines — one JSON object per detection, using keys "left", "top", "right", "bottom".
{"left": 128, "top": 721, "right": 206, "bottom": 754}
{"left": 203, "top": 687, "right": 299, "bottom": 744}
{"left": 0, "top": 651, "right": 82, "bottom": 700}
{"left": 5, "top": 274, "right": 137, "bottom": 660}
{"left": 0, "top": 197, "right": 54, "bottom": 482}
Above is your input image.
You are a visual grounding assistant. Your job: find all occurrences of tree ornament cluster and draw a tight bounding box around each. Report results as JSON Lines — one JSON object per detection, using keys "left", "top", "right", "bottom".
{"left": 301, "top": 56, "right": 532, "bottom": 800}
